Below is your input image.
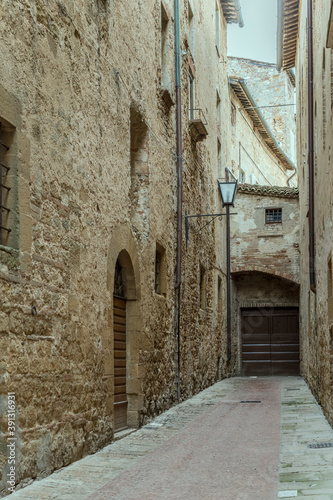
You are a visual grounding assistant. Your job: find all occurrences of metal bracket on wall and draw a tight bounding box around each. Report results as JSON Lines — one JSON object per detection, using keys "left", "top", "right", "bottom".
{"left": 185, "top": 211, "right": 237, "bottom": 247}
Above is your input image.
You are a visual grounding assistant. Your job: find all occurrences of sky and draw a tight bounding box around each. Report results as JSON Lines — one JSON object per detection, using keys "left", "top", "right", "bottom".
{"left": 227, "top": 0, "right": 278, "bottom": 64}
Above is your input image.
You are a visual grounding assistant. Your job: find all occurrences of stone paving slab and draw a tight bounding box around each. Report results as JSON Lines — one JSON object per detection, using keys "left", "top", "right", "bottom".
{"left": 279, "top": 377, "right": 333, "bottom": 499}
{"left": 6, "top": 376, "right": 333, "bottom": 499}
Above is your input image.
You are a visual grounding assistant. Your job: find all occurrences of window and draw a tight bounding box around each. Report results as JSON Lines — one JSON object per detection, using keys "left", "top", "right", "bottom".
{"left": 161, "top": 2, "right": 169, "bottom": 88}
{"left": 217, "top": 139, "right": 222, "bottom": 176}
{"left": 250, "top": 173, "right": 258, "bottom": 185}
{"left": 189, "top": 70, "right": 195, "bottom": 120}
{"left": 231, "top": 102, "right": 236, "bottom": 127}
{"left": 217, "top": 275, "right": 222, "bottom": 315}
{"left": 239, "top": 169, "right": 245, "bottom": 184}
{"left": 130, "top": 108, "right": 149, "bottom": 234}
{"left": 200, "top": 265, "right": 206, "bottom": 310}
{"left": 328, "top": 257, "right": 333, "bottom": 325}
{"left": 265, "top": 208, "right": 282, "bottom": 224}
{"left": 0, "top": 120, "right": 15, "bottom": 247}
{"left": 188, "top": 1, "right": 194, "bottom": 58}
{"left": 215, "top": 1, "right": 220, "bottom": 54}
{"left": 216, "top": 90, "right": 221, "bottom": 132}
{"left": 155, "top": 243, "right": 166, "bottom": 296}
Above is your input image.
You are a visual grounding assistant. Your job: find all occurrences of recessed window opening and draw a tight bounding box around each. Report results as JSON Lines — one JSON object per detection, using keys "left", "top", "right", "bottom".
{"left": 216, "top": 90, "right": 221, "bottom": 132}
{"left": 231, "top": 102, "right": 236, "bottom": 126}
{"left": 217, "top": 139, "right": 222, "bottom": 176}
{"left": 217, "top": 275, "right": 222, "bottom": 315}
{"left": 155, "top": 243, "right": 166, "bottom": 296}
{"left": 189, "top": 70, "right": 195, "bottom": 120}
{"left": 200, "top": 265, "right": 206, "bottom": 310}
{"left": 188, "top": 1, "right": 194, "bottom": 58}
{"left": 328, "top": 257, "right": 333, "bottom": 324}
{"left": 239, "top": 169, "right": 245, "bottom": 184}
{"left": 0, "top": 120, "right": 15, "bottom": 247}
{"left": 161, "top": 2, "right": 169, "bottom": 88}
{"left": 215, "top": 1, "right": 220, "bottom": 54}
{"left": 265, "top": 208, "right": 282, "bottom": 224}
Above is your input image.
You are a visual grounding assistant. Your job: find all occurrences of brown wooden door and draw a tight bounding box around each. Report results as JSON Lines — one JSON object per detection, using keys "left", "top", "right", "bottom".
{"left": 241, "top": 308, "right": 299, "bottom": 376}
{"left": 113, "top": 296, "right": 127, "bottom": 431}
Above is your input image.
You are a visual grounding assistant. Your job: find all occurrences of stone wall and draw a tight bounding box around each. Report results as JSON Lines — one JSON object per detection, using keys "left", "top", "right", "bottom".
{"left": 230, "top": 184, "right": 300, "bottom": 375}
{"left": 228, "top": 57, "right": 296, "bottom": 167}
{"left": 0, "top": 0, "right": 235, "bottom": 494}
{"left": 231, "top": 185, "right": 300, "bottom": 283}
{"left": 229, "top": 87, "right": 294, "bottom": 187}
{"left": 296, "top": 0, "right": 333, "bottom": 426}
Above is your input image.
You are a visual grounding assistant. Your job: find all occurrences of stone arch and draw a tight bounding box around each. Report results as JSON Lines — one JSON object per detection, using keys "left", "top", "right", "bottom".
{"left": 105, "top": 223, "right": 144, "bottom": 430}
{"left": 232, "top": 270, "right": 300, "bottom": 375}
{"left": 232, "top": 266, "right": 299, "bottom": 287}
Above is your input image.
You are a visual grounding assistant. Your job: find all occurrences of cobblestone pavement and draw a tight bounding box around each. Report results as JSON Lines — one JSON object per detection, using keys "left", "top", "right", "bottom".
{"left": 7, "top": 377, "right": 333, "bottom": 499}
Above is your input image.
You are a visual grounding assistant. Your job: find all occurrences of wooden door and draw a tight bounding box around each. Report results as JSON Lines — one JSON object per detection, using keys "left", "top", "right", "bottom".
{"left": 113, "top": 296, "right": 127, "bottom": 431}
{"left": 241, "top": 308, "right": 299, "bottom": 376}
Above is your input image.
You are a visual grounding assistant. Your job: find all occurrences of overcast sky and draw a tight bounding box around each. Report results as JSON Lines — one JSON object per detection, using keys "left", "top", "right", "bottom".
{"left": 227, "top": 0, "right": 278, "bottom": 64}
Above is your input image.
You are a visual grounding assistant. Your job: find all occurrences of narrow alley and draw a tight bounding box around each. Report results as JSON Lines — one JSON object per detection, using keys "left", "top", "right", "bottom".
{"left": 1, "top": 0, "right": 333, "bottom": 498}
{"left": 8, "top": 377, "right": 333, "bottom": 500}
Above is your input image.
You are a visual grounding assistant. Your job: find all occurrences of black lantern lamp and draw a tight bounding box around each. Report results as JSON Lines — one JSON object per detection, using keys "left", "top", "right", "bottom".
{"left": 218, "top": 179, "right": 238, "bottom": 207}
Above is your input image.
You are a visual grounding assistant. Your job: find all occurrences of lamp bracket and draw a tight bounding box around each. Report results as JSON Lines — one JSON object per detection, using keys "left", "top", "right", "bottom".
{"left": 185, "top": 211, "right": 237, "bottom": 247}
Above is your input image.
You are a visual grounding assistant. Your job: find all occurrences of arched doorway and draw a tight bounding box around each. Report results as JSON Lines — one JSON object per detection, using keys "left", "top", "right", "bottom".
{"left": 113, "top": 259, "right": 127, "bottom": 431}
{"left": 106, "top": 226, "right": 144, "bottom": 433}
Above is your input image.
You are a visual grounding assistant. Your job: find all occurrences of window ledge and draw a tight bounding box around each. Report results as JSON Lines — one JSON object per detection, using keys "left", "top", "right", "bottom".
{"left": 257, "top": 232, "right": 284, "bottom": 238}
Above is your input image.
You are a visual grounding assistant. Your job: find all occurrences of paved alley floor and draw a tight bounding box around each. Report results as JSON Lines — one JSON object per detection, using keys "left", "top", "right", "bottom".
{"left": 8, "top": 377, "right": 333, "bottom": 499}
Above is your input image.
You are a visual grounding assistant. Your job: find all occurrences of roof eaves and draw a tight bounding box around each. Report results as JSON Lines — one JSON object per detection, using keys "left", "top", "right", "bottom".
{"left": 220, "top": 0, "right": 244, "bottom": 27}
{"left": 276, "top": 0, "right": 300, "bottom": 71}
{"left": 229, "top": 77, "right": 296, "bottom": 171}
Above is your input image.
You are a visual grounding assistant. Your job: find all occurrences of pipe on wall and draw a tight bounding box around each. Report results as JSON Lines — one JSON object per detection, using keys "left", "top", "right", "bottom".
{"left": 233, "top": 0, "right": 244, "bottom": 28}
{"left": 307, "top": 0, "right": 316, "bottom": 293}
{"left": 174, "top": 0, "right": 183, "bottom": 401}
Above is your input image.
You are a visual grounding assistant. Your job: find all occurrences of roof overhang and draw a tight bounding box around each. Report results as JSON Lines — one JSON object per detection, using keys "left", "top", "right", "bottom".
{"left": 277, "top": 0, "right": 300, "bottom": 71}
{"left": 220, "top": 0, "right": 244, "bottom": 28}
{"left": 229, "top": 77, "right": 296, "bottom": 171}
{"left": 327, "top": 1, "right": 333, "bottom": 48}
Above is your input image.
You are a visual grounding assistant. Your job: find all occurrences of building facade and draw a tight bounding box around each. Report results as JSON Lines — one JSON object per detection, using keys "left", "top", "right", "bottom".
{"left": 228, "top": 57, "right": 297, "bottom": 187}
{"left": 0, "top": 0, "right": 247, "bottom": 493}
{"left": 278, "top": 0, "right": 333, "bottom": 424}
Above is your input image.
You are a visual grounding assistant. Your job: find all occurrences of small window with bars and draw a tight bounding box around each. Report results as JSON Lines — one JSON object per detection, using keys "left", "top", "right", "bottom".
{"left": 265, "top": 208, "right": 282, "bottom": 224}
{"left": 0, "top": 121, "right": 12, "bottom": 245}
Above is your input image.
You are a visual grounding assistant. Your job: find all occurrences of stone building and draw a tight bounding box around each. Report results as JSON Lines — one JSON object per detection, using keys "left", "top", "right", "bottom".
{"left": 277, "top": 0, "right": 333, "bottom": 425}
{"left": 230, "top": 183, "right": 300, "bottom": 376}
{"left": 228, "top": 57, "right": 297, "bottom": 187}
{"left": 0, "top": 0, "right": 247, "bottom": 493}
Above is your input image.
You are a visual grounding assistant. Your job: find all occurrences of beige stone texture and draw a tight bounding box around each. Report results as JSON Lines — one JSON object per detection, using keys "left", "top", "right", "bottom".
{"left": 228, "top": 58, "right": 296, "bottom": 187}
{"left": 296, "top": 0, "right": 333, "bottom": 427}
{"left": 0, "top": 0, "right": 237, "bottom": 493}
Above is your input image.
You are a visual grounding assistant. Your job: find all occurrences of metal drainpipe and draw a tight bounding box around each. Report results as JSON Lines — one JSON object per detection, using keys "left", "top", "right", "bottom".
{"left": 308, "top": 0, "right": 316, "bottom": 293}
{"left": 287, "top": 169, "right": 297, "bottom": 187}
{"left": 174, "top": 0, "right": 183, "bottom": 402}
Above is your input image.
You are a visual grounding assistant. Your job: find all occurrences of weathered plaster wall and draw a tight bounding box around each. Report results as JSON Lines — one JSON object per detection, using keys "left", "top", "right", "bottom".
{"left": 296, "top": 0, "right": 333, "bottom": 426}
{"left": 231, "top": 186, "right": 300, "bottom": 284}
{"left": 0, "top": 0, "right": 234, "bottom": 494}
{"left": 229, "top": 89, "right": 293, "bottom": 187}
{"left": 229, "top": 57, "right": 296, "bottom": 167}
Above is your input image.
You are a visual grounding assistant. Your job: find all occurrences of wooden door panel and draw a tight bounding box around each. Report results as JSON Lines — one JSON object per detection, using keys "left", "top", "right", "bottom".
{"left": 114, "top": 296, "right": 127, "bottom": 431}
{"left": 241, "top": 308, "right": 299, "bottom": 376}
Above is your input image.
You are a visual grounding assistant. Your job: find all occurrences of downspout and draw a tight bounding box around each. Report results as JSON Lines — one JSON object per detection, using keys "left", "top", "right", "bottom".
{"left": 287, "top": 169, "right": 297, "bottom": 187}
{"left": 174, "top": 0, "right": 183, "bottom": 401}
{"left": 308, "top": 0, "right": 316, "bottom": 293}
{"left": 277, "top": 0, "right": 284, "bottom": 72}
{"left": 233, "top": 0, "right": 244, "bottom": 28}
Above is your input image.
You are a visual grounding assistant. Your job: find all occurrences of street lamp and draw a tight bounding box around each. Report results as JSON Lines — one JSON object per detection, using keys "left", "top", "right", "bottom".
{"left": 218, "top": 180, "right": 238, "bottom": 207}
{"left": 218, "top": 175, "right": 238, "bottom": 362}
{"left": 184, "top": 173, "right": 238, "bottom": 364}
